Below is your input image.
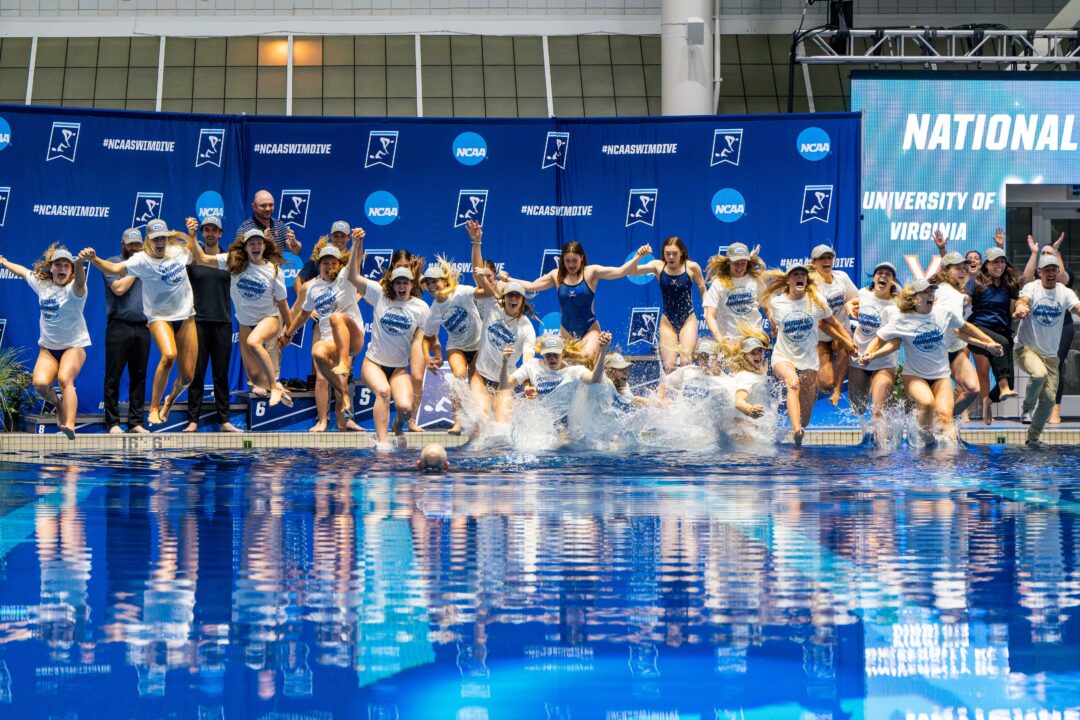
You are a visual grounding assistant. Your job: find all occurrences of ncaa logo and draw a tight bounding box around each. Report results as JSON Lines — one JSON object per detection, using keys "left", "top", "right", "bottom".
{"left": 362, "top": 249, "right": 393, "bottom": 280}
{"left": 540, "top": 248, "right": 561, "bottom": 277}
{"left": 625, "top": 188, "right": 658, "bottom": 227}
{"left": 454, "top": 189, "right": 488, "bottom": 228}
{"left": 132, "top": 192, "right": 164, "bottom": 228}
{"left": 0, "top": 117, "right": 10, "bottom": 151}
{"left": 0, "top": 187, "right": 9, "bottom": 227}
{"left": 452, "top": 132, "right": 487, "bottom": 166}
{"left": 195, "top": 190, "right": 224, "bottom": 222}
{"left": 365, "top": 190, "right": 399, "bottom": 226}
{"left": 710, "top": 128, "right": 742, "bottom": 167}
{"left": 797, "top": 127, "right": 831, "bottom": 161}
{"left": 800, "top": 185, "right": 833, "bottom": 224}
{"left": 627, "top": 307, "right": 660, "bottom": 349}
{"left": 365, "top": 130, "right": 399, "bottom": 169}
{"left": 196, "top": 128, "right": 225, "bottom": 168}
{"left": 46, "top": 122, "right": 80, "bottom": 163}
{"left": 278, "top": 189, "right": 311, "bottom": 228}
{"left": 711, "top": 188, "right": 746, "bottom": 223}
{"left": 542, "top": 132, "right": 569, "bottom": 170}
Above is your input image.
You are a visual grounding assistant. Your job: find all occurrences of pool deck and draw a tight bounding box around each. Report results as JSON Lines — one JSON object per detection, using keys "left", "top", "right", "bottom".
{"left": 0, "top": 421, "right": 1078, "bottom": 457}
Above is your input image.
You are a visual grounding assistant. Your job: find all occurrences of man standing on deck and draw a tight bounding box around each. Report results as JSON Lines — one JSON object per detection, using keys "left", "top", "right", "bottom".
{"left": 102, "top": 227, "right": 151, "bottom": 434}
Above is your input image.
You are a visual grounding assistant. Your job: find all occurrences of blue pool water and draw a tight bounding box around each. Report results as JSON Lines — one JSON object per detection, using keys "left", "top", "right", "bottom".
{"left": 1, "top": 446, "right": 1080, "bottom": 719}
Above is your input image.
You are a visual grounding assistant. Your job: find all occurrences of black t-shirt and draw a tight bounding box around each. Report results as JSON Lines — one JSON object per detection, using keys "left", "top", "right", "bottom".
{"left": 298, "top": 259, "right": 319, "bottom": 284}
{"left": 187, "top": 254, "right": 232, "bottom": 323}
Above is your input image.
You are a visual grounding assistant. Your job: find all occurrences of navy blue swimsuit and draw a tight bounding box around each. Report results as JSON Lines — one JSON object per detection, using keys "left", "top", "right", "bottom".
{"left": 558, "top": 279, "right": 598, "bottom": 338}
{"left": 659, "top": 268, "right": 694, "bottom": 328}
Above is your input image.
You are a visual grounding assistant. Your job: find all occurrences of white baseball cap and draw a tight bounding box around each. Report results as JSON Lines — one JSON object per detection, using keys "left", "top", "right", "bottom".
{"left": 200, "top": 215, "right": 223, "bottom": 230}
{"left": 122, "top": 228, "right": 143, "bottom": 245}
{"left": 910, "top": 278, "right": 935, "bottom": 293}
{"left": 740, "top": 336, "right": 766, "bottom": 353}
{"left": 941, "top": 251, "right": 965, "bottom": 267}
{"left": 243, "top": 228, "right": 266, "bottom": 243}
{"left": 726, "top": 243, "right": 751, "bottom": 262}
{"left": 695, "top": 338, "right": 718, "bottom": 355}
{"left": 389, "top": 266, "right": 413, "bottom": 281}
{"left": 539, "top": 335, "right": 565, "bottom": 355}
{"left": 318, "top": 245, "right": 342, "bottom": 260}
{"left": 810, "top": 244, "right": 835, "bottom": 259}
{"left": 49, "top": 248, "right": 74, "bottom": 263}
{"left": 873, "top": 261, "right": 897, "bottom": 276}
{"left": 1039, "top": 254, "right": 1061, "bottom": 270}
{"left": 785, "top": 262, "right": 810, "bottom": 274}
{"left": 984, "top": 247, "right": 1006, "bottom": 262}
{"left": 330, "top": 220, "right": 350, "bottom": 235}
{"left": 503, "top": 281, "right": 526, "bottom": 296}
{"left": 146, "top": 219, "right": 170, "bottom": 239}
{"left": 604, "top": 353, "right": 631, "bottom": 369}
{"left": 422, "top": 264, "right": 447, "bottom": 280}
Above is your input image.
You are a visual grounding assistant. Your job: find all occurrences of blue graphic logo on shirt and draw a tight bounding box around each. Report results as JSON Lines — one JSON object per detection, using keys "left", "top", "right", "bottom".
{"left": 452, "top": 132, "right": 487, "bottom": 166}
{"left": 535, "top": 375, "right": 561, "bottom": 396}
{"left": 797, "top": 127, "right": 831, "bottom": 161}
{"left": 158, "top": 260, "right": 186, "bottom": 288}
{"left": 236, "top": 274, "right": 268, "bottom": 300}
{"left": 313, "top": 287, "right": 336, "bottom": 317}
{"left": 726, "top": 286, "right": 754, "bottom": 314}
{"left": 40, "top": 296, "right": 61, "bottom": 321}
{"left": 443, "top": 305, "right": 470, "bottom": 334}
{"left": 913, "top": 323, "right": 944, "bottom": 352}
{"left": 711, "top": 188, "right": 745, "bottom": 223}
{"left": 858, "top": 307, "right": 882, "bottom": 334}
{"left": 781, "top": 311, "right": 814, "bottom": 343}
{"left": 379, "top": 308, "right": 413, "bottom": 336}
{"left": 826, "top": 288, "right": 846, "bottom": 313}
{"left": 1032, "top": 298, "right": 1064, "bottom": 327}
{"left": 487, "top": 320, "right": 516, "bottom": 348}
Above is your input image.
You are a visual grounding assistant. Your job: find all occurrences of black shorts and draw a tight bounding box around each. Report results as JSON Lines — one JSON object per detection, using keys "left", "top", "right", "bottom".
{"left": 44, "top": 347, "right": 66, "bottom": 363}
{"left": 480, "top": 374, "right": 500, "bottom": 394}
{"left": 169, "top": 318, "right": 191, "bottom": 334}
{"left": 948, "top": 349, "right": 963, "bottom": 364}
{"left": 371, "top": 361, "right": 406, "bottom": 382}
{"left": 450, "top": 348, "right": 478, "bottom": 366}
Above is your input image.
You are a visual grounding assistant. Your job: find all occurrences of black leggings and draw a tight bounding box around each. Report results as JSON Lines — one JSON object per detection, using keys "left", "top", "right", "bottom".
{"left": 969, "top": 323, "right": 1014, "bottom": 402}
{"left": 1057, "top": 319, "right": 1075, "bottom": 405}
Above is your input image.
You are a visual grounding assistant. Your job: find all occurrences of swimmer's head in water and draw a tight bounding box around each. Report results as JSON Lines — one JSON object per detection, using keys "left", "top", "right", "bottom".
{"left": 418, "top": 443, "right": 449, "bottom": 473}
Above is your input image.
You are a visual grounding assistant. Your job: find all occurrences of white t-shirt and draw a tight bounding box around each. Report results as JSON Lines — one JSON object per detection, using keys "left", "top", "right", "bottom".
{"left": 124, "top": 244, "right": 194, "bottom": 322}
{"left": 214, "top": 254, "right": 287, "bottom": 327}
{"left": 27, "top": 275, "right": 91, "bottom": 350}
{"left": 851, "top": 288, "right": 899, "bottom": 372}
{"left": 877, "top": 306, "right": 965, "bottom": 381}
{"left": 362, "top": 282, "right": 431, "bottom": 368}
{"left": 1017, "top": 280, "right": 1080, "bottom": 356}
{"left": 664, "top": 365, "right": 721, "bottom": 401}
{"left": 731, "top": 370, "right": 771, "bottom": 435}
{"left": 934, "top": 282, "right": 970, "bottom": 353}
{"left": 301, "top": 271, "right": 364, "bottom": 342}
{"left": 815, "top": 271, "right": 859, "bottom": 342}
{"left": 606, "top": 381, "right": 637, "bottom": 413}
{"left": 474, "top": 297, "right": 537, "bottom": 383}
{"left": 768, "top": 292, "right": 832, "bottom": 371}
{"left": 510, "top": 360, "right": 590, "bottom": 419}
{"left": 424, "top": 285, "right": 482, "bottom": 352}
{"left": 703, "top": 276, "right": 763, "bottom": 338}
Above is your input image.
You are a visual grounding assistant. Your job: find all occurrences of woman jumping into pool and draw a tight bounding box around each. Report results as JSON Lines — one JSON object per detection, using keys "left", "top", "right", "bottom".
{"left": 629, "top": 236, "right": 707, "bottom": 373}
{"left": 860, "top": 279, "right": 1003, "bottom": 444}
{"left": 188, "top": 223, "right": 292, "bottom": 408}
{"left": 346, "top": 231, "right": 430, "bottom": 447}
{"left": 761, "top": 263, "right": 856, "bottom": 446}
{"left": 720, "top": 322, "right": 772, "bottom": 439}
{"left": 505, "top": 240, "right": 652, "bottom": 359}
{"left": 85, "top": 219, "right": 197, "bottom": 425}
{"left": 846, "top": 261, "right": 900, "bottom": 441}
{"left": 0, "top": 245, "right": 90, "bottom": 439}
{"left": 809, "top": 244, "right": 859, "bottom": 406}
{"left": 281, "top": 238, "right": 366, "bottom": 431}
{"left": 703, "top": 242, "right": 767, "bottom": 346}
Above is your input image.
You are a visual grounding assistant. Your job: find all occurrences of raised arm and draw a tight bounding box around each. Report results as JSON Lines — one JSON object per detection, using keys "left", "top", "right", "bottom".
{"left": 0, "top": 255, "right": 32, "bottom": 280}
{"left": 345, "top": 227, "right": 368, "bottom": 292}
{"left": 466, "top": 220, "right": 495, "bottom": 299}
{"left": 503, "top": 269, "right": 556, "bottom": 294}
{"left": 1022, "top": 234, "right": 1039, "bottom": 284}
{"left": 82, "top": 248, "right": 127, "bottom": 277}
{"left": 933, "top": 229, "right": 948, "bottom": 258}
{"left": 185, "top": 217, "right": 219, "bottom": 267}
{"left": 627, "top": 258, "right": 661, "bottom": 278}
{"left": 1053, "top": 233, "right": 1070, "bottom": 285}
{"left": 72, "top": 251, "right": 88, "bottom": 297}
{"left": 584, "top": 332, "right": 612, "bottom": 384}
{"left": 588, "top": 244, "right": 653, "bottom": 282}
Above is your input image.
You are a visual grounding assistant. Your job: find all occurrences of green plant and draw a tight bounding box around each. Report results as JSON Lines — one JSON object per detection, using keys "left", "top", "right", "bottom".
{"left": 0, "top": 348, "right": 34, "bottom": 431}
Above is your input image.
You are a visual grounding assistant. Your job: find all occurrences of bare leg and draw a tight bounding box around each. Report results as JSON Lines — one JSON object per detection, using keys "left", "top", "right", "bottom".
{"left": 147, "top": 321, "right": 179, "bottom": 424}
{"left": 657, "top": 316, "right": 679, "bottom": 374}
{"left": 312, "top": 373, "right": 329, "bottom": 432}
{"left": 830, "top": 346, "right": 850, "bottom": 406}
{"left": 816, "top": 342, "right": 834, "bottom": 395}
{"left": 772, "top": 361, "right": 805, "bottom": 445}
{"left": 32, "top": 350, "right": 62, "bottom": 425}
{"left": 246, "top": 317, "right": 283, "bottom": 405}
{"left": 932, "top": 377, "right": 957, "bottom": 442}
{"left": 950, "top": 349, "right": 979, "bottom": 418}
{"left": 389, "top": 368, "right": 414, "bottom": 447}
{"left": 847, "top": 367, "right": 871, "bottom": 416}
{"left": 55, "top": 348, "right": 86, "bottom": 439}
{"left": 312, "top": 339, "right": 351, "bottom": 416}
{"left": 973, "top": 353, "right": 993, "bottom": 426}
{"left": 469, "top": 373, "right": 495, "bottom": 421}
{"left": 161, "top": 317, "right": 198, "bottom": 422}
{"left": 869, "top": 367, "right": 896, "bottom": 433}
{"left": 408, "top": 336, "right": 425, "bottom": 432}
{"left": 446, "top": 349, "right": 471, "bottom": 434}
{"left": 903, "top": 375, "right": 937, "bottom": 440}
{"left": 797, "top": 369, "right": 818, "bottom": 429}
{"left": 361, "top": 359, "right": 392, "bottom": 444}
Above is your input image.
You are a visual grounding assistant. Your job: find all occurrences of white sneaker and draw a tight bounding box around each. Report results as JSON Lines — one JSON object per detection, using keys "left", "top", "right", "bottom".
{"left": 1021, "top": 410, "right": 1032, "bottom": 425}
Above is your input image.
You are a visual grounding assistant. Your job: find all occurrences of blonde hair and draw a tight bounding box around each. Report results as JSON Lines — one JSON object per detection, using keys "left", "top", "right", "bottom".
{"left": 534, "top": 334, "right": 593, "bottom": 368}
{"left": 433, "top": 254, "right": 460, "bottom": 295}
{"left": 721, "top": 322, "right": 771, "bottom": 374}
{"left": 705, "top": 249, "right": 765, "bottom": 289}
{"left": 757, "top": 268, "right": 828, "bottom": 313}
{"left": 144, "top": 230, "right": 191, "bottom": 260}
{"left": 895, "top": 283, "right": 931, "bottom": 313}
{"left": 310, "top": 235, "right": 351, "bottom": 276}
{"left": 32, "top": 243, "right": 72, "bottom": 283}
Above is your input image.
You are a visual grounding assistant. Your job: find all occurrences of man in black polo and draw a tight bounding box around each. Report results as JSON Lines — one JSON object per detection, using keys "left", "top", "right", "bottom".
{"left": 103, "top": 228, "right": 151, "bottom": 434}
{"left": 233, "top": 189, "right": 302, "bottom": 255}
{"left": 184, "top": 215, "right": 241, "bottom": 433}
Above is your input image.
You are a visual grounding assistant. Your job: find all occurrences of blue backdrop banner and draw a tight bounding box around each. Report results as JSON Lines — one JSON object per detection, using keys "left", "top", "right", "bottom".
{"left": 0, "top": 105, "right": 860, "bottom": 414}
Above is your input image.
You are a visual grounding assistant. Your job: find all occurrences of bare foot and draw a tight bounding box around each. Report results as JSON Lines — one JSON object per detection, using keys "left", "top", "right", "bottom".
{"left": 793, "top": 428, "right": 805, "bottom": 447}
{"left": 1049, "top": 406, "right": 1062, "bottom": 425}
{"left": 250, "top": 385, "right": 270, "bottom": 398}
{"left": 220, "top": 422, "right": 243, "bottom": 433}
{"left": 332, "top": 363, "right": 350, "bottom": 377}
{"left": 159, "top": 394, "right": 175, "bottom": 423}
{"left": 395, "top": 413, "right": 410, "bottom": 447}
{"left": 999, "top": 389, "right": 1017, "bottom": 400}
{"left": 130, "top": 425, "right": 149, "bottom": 434}
{"left": 108, "top": 425, "right": 124, "bottom": 435}
{"left": 309, "top": 420, "right": 328, "bottom": 433}
{"left": 408, "top": 420, "right": 422, "bottom": 432}
{"left": 829, "top": 386, "right": 842, "bottom": 407}
{"left": 275, "top": 384, "right": 293, "bottom": 408}
{"left": 958, "top": 410, "right": 970, "bottom": 425}
{"left": 182, "top": 422, "right": 198, "bottom": 433}
{"left": 448, "top": 425, "right": 463, "bottom": 436}
{"left": 340, "top": 397, "right": 353, "bottom": 419}
{"left": 982, "top": 398, "right": 993, "bottom": 426}
{"left": 341, "top": 419, "right": 364, "bottom": 432}
{"left": 269, "top": 385, "right": 283, "bottom": 407}
{"left": 147, "top": 408, "right": 162, "bottom": 425}
{"left": 61, "top": 425, "right": 75, "bottom": 440}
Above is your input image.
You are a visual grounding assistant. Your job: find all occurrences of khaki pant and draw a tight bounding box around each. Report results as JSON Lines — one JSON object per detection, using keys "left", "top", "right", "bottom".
{"left": 1018, "top": 346, "right": 1059, "bottom": 441}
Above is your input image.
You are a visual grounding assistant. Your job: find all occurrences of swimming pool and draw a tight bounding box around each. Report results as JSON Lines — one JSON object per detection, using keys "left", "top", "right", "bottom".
{"left": 1, "top": 446, "right": 1079, "bottom": 719}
